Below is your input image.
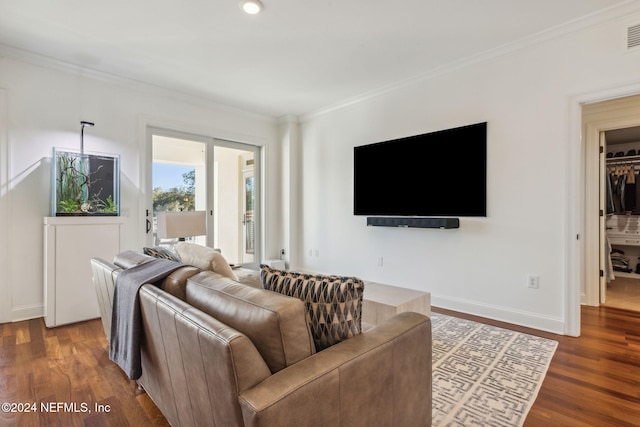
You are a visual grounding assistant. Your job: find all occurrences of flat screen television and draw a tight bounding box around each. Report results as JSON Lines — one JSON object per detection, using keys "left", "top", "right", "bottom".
{"left": 354, "top": 122, "right": 487, "bottom": 217}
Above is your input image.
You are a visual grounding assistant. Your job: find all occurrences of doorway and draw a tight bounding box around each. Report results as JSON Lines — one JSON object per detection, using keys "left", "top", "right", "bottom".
{"left": 583, "top": 94, "right": 640, "bottom": 312}
{"left": 148, "top": 128, "right": 261, "bottom": 268}
{"left": 601, "top": 126, "right": 640, "bottom": 311}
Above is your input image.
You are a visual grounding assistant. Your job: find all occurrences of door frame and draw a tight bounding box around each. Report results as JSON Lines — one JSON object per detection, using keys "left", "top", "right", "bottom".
{"left": 566, "top": 85, "right": 640, "bottom": 337}
{"left": 581, "top": 94, "right": 640, "bottom": 309}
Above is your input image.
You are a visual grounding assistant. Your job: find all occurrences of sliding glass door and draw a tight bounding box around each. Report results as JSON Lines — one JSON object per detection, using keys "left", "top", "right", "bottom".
{"left": 149, "top": 128, "right": 260, "bottom": 267}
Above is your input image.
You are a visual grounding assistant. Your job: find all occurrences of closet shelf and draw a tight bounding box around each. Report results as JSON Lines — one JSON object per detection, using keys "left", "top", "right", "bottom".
{"left": 608, "top": 216, "right": 640, "bottom": 281}
{"left": 613, "top": 271, "right": 640, "bottom": 279}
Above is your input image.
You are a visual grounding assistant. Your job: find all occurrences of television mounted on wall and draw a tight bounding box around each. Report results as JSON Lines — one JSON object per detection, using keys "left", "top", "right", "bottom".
{"left": 353, "top": 122, "right": 487, "bottom": 218}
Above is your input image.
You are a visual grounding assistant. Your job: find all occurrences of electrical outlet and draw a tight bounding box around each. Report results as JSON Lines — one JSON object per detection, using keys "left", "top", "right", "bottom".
{"left": 527, "top": 275, "right": 539, "bottom": 289}
{"left": 377, "top": 257, "right": 383, "bottom": 267}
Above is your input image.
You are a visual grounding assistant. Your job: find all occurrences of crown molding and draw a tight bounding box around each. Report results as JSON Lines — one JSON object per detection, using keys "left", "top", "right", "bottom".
{"left": 275, "top": 114, "right": 301, "bottom": 126}
{"left": 0, "top": 44, "right": 277, "bottom": 124}
{"left": 301, "top": 0, "right": 640, "bottom": 122}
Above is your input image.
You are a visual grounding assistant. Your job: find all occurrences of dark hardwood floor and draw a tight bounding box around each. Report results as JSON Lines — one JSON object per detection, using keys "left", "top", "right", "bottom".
{"left": 0, "top": 317, "right": 168, "bottom": 427}
{"left": 1, "top": 305, "right": 639, "bottom": 426}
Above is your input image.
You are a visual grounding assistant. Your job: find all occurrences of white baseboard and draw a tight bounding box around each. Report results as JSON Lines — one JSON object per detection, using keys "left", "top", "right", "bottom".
{"left": 431, "top": 294, "right": 565, "bottom": 335}
{"left": 12, "top": 304, "right": 43, "bottom": 323}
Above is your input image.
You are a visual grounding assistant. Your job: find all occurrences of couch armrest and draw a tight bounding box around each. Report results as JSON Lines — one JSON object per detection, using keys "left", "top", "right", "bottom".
{"left": 239, "top": 312, "right": 431, "bottom": 427}
{"left": 91, "top": 258, "right": 122, "bottom": 340}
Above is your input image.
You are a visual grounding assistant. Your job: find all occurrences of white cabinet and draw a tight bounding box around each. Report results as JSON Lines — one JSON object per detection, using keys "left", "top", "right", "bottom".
{"left": 44, "top": 216, "right": 124, "bottom": 327}
{"left": 607, "top": 215, "right": 640, "bottom": 279}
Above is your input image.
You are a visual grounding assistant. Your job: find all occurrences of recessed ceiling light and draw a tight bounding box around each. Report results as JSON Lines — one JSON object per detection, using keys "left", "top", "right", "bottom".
{"left": 240, "top": 0, "right": 263, "bottom": 14}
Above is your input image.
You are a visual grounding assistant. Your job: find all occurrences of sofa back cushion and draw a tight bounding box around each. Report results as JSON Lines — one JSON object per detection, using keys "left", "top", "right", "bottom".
{"left": 185, "top": 272, "right": 315, "bottom": 373}
{"left": 260, "top": 265, "right": 365, "bottom": 351}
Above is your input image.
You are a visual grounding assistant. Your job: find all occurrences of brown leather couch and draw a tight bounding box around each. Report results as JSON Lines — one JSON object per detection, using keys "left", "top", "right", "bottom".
{"left": 91, "top": 251, "right": 432, "bottom": 427}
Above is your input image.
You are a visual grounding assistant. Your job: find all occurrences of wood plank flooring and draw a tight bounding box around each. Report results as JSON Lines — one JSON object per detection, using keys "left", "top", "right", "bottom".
{"left": 0, "top": 318, "right": 167, "bottom": 427}
{"left": 603, "top": 277, "right": 640, "bottom": 311}
{"left": 1, "top": 305, "right": 639, "bottom": 426}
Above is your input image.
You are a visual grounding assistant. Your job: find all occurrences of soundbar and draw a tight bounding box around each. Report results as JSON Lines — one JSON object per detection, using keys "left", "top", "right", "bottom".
{"left": 366, "top": 217, "right": 460, "bottom": 229}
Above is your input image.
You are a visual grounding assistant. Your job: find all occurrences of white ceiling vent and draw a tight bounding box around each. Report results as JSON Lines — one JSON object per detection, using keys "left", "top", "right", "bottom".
{"left": 628, "top": 24, "right": 640, "bottom": 49}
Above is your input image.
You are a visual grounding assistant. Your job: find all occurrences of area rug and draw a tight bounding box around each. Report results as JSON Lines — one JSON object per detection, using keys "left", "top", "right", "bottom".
{"left": 431, "top": 313, "right": 558, "bottom": 427}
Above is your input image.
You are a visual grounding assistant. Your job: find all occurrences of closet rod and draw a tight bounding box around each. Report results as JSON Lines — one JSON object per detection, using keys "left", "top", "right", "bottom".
{"left": 606, "top": 155, "right": 640, "bottom": 165}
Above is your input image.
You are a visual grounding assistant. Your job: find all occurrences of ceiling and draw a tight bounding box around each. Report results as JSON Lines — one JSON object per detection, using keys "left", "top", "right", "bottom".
{"left": 0, "top": 0, "right": 633, "bottom": 117}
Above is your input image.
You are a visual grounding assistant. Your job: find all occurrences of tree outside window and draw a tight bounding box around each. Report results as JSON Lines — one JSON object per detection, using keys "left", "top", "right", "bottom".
{"left": 153, "top": 170, "right": 195, "bottom": 213}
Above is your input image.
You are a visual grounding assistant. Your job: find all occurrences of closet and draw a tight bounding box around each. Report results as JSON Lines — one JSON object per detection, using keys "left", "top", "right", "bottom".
{"left": 604, "top": 126, "right": 640, "bottom": 310}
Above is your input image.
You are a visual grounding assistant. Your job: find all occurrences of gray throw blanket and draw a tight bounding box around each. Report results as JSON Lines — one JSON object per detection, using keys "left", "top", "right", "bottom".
{"left": 109, "top": 258, "right": 184, "bottom": 380}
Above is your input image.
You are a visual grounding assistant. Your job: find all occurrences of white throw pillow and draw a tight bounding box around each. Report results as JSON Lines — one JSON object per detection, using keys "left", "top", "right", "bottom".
{"left": 175, "top": 242, "right": 238, "bottom": 281}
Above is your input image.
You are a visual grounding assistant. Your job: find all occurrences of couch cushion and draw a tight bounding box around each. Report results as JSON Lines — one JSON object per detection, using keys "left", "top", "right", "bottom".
{"left": 185, "top": 272, "right": 315, "bottom": 373}
{"left": 234, "top": 268, "right": 262, "bottom": 289}
{"left": 260, "top": 266, "right": 365, "bottom": 351}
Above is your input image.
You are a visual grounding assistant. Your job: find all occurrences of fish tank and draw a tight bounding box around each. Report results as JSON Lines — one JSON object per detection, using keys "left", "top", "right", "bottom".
{"left": 51, "top": 148, "right": 120, "bottom": 216}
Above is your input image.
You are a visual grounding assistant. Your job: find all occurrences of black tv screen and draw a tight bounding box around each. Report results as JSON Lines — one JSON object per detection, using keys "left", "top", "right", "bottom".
{"left": 354, "top": 122, "right": 487, "bottom": 217}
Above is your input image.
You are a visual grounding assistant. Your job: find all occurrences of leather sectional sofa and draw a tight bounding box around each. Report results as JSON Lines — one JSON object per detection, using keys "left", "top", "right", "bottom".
{"left": 91, "top": 249, "right": 432, "bottom": 427}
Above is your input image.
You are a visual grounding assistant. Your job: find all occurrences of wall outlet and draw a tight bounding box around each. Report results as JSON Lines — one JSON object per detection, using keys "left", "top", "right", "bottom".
{"left": 527, "top": 275, "right": 539, "bottom": 289}
{"left": 377, "top": 257, "right": 383, "bottom": 267}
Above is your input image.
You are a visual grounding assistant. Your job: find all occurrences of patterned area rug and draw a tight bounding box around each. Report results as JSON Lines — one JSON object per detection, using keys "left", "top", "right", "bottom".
{"left": 431, "top": 313, "right": 558, "bottom": 427}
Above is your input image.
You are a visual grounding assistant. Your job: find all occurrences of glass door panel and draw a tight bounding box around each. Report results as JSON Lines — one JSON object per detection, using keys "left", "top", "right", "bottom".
{"left": 212, "top": 146, "right": 255, "bottom": 265}
{"left": 152, "top": 135, "right": 206, "bottom": 247}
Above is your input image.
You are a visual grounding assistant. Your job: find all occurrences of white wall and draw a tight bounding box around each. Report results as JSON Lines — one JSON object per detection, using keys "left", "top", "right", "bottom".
{"left": 0, "top": 56, "right": 279, "bottom": 322}
{"left": 0, "top": 88, "right": 10, "bottom": 323}
{"left": 295, "top": 9, "right": 640, "bottom": 333}
{"left": 277, "top": 118, "right": 302, "bottom": 268}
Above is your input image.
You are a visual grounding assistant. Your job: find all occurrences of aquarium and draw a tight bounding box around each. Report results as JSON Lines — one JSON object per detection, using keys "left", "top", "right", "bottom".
{"left": 51, "top": 148, "right": 120, "bottom": 216}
